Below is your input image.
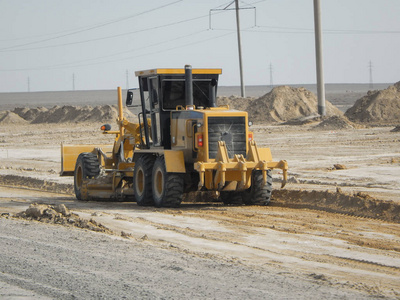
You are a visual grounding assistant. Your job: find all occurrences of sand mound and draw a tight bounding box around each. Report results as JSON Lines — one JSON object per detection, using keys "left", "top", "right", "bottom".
{"left": 1, "top": 105, "right": 135, "bottom": 124}
{"left": 217, "top": 87, "right": 342, "bottom": 124}
{"left": 217, "top": 95, "right": 255, "bottom": 112}
{"left": 249, "top": 86, "right": 342, "bottom": 123}
{"left": 312, "top": 115, "right": 357, "bottom": 131}
{"left": 0, "top": 111, "right": 28, "bottom": 124}
{"left": 345, "top": 81, "right": 400, "bottom": 125}
{"left": 13, "top": 107, "right": 48, "bottom": 121}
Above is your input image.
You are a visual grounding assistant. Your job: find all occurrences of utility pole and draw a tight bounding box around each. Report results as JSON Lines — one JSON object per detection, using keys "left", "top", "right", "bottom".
{"left": 72, "top": 73, "right": 75, "bottom": 91}
{"left": 27, "top": 77, "right": 30, "bottom": 92}
{"left": 126, "top": 70, "right": 129, "bottom": 90}
{"left": 269, "top": 63, "right": 273, "bottom": 88}
{"left": 313, "top": 0, "right": 326, "bottom": 116}
{"left": 209, "top": 1, "right": 254, "bottom": 98}
{"left": 235, "top": 0, "right": 245, "bottom": 97}
{"left": 369, "top": 60, "right": 373, "bottom": 89}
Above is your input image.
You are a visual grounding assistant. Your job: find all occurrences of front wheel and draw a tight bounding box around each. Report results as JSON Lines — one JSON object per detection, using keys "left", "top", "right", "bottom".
{"left": 74, "top": 152, "right": 100, "bottom": 201}
{"left": 152, "top": 156, "right": 183, "bottom": 208}
{"left": 242, "top": 170, "right": 272, "bottom": 205}
{"left": 133, "top": 155, "right": 155, "bottom": 206}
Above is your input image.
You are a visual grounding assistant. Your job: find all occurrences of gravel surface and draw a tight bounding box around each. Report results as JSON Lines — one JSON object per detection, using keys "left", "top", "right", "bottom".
{"left": 0, "top": 218, "right": 373, "bottom": 299}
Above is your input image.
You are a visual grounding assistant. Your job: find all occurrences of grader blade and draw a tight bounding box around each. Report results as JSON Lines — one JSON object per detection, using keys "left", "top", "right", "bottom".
{"left": 60, "top": 143, "right": 113, "bottom": 176}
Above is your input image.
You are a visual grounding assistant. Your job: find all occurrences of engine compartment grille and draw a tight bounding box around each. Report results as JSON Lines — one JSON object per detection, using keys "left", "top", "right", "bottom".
{"left": 208, "top": 116, "right": 246, "bottom": 159}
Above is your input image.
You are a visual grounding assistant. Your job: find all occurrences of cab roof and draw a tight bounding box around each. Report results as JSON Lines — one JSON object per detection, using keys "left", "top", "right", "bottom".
{"left": 135, "top": 68, "right": 222, "bottom": 77}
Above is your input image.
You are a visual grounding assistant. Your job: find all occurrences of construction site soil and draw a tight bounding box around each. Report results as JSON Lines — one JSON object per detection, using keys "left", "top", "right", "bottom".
{"left": 0, "top": 84, "right": 399, "bottom": 298}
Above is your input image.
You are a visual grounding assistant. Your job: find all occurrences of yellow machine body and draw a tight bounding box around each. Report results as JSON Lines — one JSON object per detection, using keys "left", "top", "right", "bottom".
{"left": 61, "top": 67, "right": 288, "bottom": 206}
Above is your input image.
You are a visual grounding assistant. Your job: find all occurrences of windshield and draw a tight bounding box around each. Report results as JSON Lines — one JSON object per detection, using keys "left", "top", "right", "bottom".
{"left": 161, "top": 80, "right": 210, "bottom": 110}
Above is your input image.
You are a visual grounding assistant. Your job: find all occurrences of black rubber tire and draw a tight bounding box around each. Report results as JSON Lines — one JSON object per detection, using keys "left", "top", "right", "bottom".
{"left": 133, "top": 154, "right": 155, "bottom": 206}
{"left": 220, "top": 191, "right": 243, "bottom": 205}
{"left": 152, "top": 156, "right": 184, "bottom": 208}
{"left": 242, "top": 170, "right": 272, "bottom": 205}
{"left": 74, "top": 152, "right": 100, "bottom": 201}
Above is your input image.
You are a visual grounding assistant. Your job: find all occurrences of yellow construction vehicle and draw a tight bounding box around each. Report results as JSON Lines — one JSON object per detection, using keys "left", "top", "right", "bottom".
{"left": 61, "top": 65, "right": 288, "bottom": 207}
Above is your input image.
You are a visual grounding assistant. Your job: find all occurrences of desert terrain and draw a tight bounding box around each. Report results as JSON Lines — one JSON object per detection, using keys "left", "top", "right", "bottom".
{"left": 0, "top": 84, "right": 399, "bottom": 299}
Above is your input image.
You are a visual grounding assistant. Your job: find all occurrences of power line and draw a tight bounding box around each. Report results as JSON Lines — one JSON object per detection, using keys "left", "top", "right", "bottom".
{"left": 209, "top": 0, "right": 248, "bottom": 97}
{"left": 246, "top": 25, "right": 400, "bottom": 35}
{"left": 0, "top": 29, "right": 208, "bottom": 72}
{"left": 1, "top": 0, "right": 265, "bottom": 53}
{"left": 0, "top": 0, "right": 183, "bottom": 51}
{"left": 209, "top": 1, "right": 257, "bottom": 30}
{"left": 211, "top": 24, "right": 400, "bottom": 35}
{"left": 0, "top": 30, "right": 233, "bottom": 72}
{"left": 0, "top": 13, "right": 210, "bottom": 53}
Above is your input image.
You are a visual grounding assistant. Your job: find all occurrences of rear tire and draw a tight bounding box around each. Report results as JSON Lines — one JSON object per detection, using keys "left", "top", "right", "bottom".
{"left": 242, "top": 170, "right": 272, "bottom": 205}
{"left": 133, "top": 155, "right": 155, "bottom": 206}
{"left": 74, "top": 152, "right": 100, "bottom": 201}
{"left": 152, "top": 156, "right": 183, "bottom": 208}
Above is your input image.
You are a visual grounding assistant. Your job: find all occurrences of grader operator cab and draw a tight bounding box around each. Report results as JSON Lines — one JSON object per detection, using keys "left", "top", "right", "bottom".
{"left": 61, "top": 65, "right": 288, "bottom": 207}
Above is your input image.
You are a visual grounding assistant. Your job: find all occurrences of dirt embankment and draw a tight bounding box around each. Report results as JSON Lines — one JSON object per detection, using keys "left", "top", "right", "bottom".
{"left": 218, "top": 83, "right": 400, "bottom": 130}
{"left": 273, "top": 189, "right": 400, "bottom": 224}
{"left": 2, "top": 173, "right": 399, "bottom": 224}
{"left": 3, "top": 83, "right": 399, "bottom": 131}
{"left": 0, "top": 105, "right": 135, "bottom": 125}
{"left": 249, "top": 86, "right": 342, "bottom": 123}
{"left": 217, "top": 86, "right": 360, "bottom": 131}
{"left": 218, "top": 86, "right": 342, "bottom": 124}
{"left": 345, "top": 81, "right": 400, "bottom": 125}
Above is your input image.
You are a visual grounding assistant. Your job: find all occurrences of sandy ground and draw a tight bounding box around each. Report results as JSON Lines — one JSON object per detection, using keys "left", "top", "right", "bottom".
{"left": 0, "top": 122, "right": 400, "bottom": 298}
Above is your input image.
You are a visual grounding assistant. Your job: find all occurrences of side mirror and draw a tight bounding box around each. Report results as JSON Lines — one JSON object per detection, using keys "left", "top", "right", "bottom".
{"left": 126, "top": 90, "right": 134, "bottom": 106}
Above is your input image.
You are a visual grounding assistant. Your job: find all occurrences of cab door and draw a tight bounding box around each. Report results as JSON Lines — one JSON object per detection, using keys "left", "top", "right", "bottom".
{"left": 148, "top": 77, "right": 162, "bottom": 147}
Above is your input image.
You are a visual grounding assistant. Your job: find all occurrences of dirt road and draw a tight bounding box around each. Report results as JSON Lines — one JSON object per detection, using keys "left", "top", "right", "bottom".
{"left": 1, "top": 184, "right": 399, "bottom": 298}
{"left": 0, "top": 122, "right": 399, "bottom": 298}
{"left": 0, "top": 214, "right": 372, "bottom": 299}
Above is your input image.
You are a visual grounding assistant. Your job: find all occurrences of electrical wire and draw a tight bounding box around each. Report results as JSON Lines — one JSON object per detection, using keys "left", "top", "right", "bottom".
{"left": 210, "top": 25, "right": 400, "bottom": 35}
{"left": 0, "top": 31, "right": 234, "bottom": 72}
{"left": 1, "top": 29, "right": 207, "bottom": 71}
{"left": 250, "top": 25, "right": 400, "bottom": 34}
{"left": 0, "top": 0, "right": 182, "bottom": 51}
{"left": 0, "top": 13, "right": 210, "bottom": 53}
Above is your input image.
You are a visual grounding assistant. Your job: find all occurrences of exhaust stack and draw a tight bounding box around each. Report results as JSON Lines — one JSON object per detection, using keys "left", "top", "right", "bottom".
{"left": 185, "top": 65, "right": 193, "bottom": 108}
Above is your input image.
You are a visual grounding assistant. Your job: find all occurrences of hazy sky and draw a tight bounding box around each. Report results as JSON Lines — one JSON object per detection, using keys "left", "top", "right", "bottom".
{"left": 0, "top": 0, "right": 399, "bottom": 92}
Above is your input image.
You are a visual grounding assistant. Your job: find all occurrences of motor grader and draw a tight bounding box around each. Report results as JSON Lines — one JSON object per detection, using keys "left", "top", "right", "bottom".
{"left": 61, "top": 65, "right": 288, "bottom": 207}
